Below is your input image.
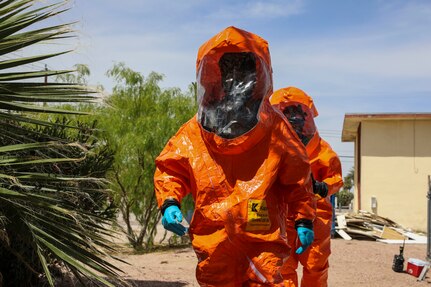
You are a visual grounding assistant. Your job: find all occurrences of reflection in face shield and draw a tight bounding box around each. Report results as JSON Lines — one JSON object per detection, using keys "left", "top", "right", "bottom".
{"left": 283, "top": 103, "right": 316, "bottom": 145}
{"left": 199, "top": 52, "right": 261, "bottom": 139}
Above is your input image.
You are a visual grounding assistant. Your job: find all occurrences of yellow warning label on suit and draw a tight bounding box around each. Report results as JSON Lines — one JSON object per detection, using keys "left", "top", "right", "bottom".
{"left": 246, "top": 199, "right": 271, "bottom": 231}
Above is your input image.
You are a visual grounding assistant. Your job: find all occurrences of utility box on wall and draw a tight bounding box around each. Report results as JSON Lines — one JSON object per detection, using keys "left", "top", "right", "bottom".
{"left": 371, "top": 196, "right": 377, "bottom": 214}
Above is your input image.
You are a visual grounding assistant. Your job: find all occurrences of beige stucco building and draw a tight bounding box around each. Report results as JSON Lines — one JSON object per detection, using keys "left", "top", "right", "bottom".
{"left": 342, "top": 113, "right": 431, "bottom": 232}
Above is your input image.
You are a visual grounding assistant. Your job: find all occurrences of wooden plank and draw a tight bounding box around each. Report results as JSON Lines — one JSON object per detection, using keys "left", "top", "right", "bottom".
{"left": 346, "top": 227, "right": 377, "bottom": 239}
{"left": 338, "top": 211, "right": 419, "bottom": 242}
{"left": 336, "top": 229, "right": 352, "bottom": 240}
{"left": 401, "top": 231, "right": 427, "bottom": 242}
{"left": 377, "top": 239, "right": 426, "bottom": 244}
{"left": 380, "top": 226, "right": 407, "bottom": 240}
{"left": 347, "top": 219, "right": 368, "bottom": 225}
{"left": 336, "top": 215, "right": 347, "bottom": 229}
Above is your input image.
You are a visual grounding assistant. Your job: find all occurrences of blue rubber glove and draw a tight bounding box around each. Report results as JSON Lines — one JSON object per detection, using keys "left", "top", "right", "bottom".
{"left": 296, "top": 226, "right": 314, "bottom": 254}
{"left": 162, "top": 205, "right": 187, "bottom": 236}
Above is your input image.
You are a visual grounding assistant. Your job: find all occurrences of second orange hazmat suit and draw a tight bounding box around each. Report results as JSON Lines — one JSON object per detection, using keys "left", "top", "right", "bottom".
{"left": 270, "top": 87, "right": 343, "bottom": 287}
{"left": 154, "top": 27, "right": 316, "bottom": 286}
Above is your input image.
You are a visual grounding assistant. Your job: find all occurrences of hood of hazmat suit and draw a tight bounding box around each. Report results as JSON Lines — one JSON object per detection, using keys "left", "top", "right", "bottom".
{"left": 271, "top": 87, "right": 318, "bottom": 146}
{"left": 196, "top": 28, "right": 272, "bottom": 140}
{"left": 154, "top": 28, "right": 315, "bottom": 286}
{"left": 270, "top": 86, "right": 318, "bottom": 118}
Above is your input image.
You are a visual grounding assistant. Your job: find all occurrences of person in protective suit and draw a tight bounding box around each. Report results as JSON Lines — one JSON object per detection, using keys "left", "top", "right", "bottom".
{"left": 154, "top": 27, "right": 316, "bottom": 286}
{"left": 270, "top": 87, "right": 344, "bottom": 287}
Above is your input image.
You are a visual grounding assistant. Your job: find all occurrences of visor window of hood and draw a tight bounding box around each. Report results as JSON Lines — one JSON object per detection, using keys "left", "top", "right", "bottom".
{"left": 283, "top": 104, "right": 315, "bottom": 146}
{"left": 201, "top": 52, "right": 261, "bottom": 139}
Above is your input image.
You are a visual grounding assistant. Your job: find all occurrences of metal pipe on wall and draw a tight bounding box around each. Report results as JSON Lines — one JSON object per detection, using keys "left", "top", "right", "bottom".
{"left": 427, "top": 175, "right": 431, "bottom": 261}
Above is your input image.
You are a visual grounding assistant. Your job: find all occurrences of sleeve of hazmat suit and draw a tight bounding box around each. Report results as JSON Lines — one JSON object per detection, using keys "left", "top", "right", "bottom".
{"left": 154, "top": 125, "right": 192, "bottom": 207}
{"left": 308, "top": 137, "right": 344, "bottom": 197}
{"left": 278, "top": 123, "right": 316, "bottom": 222}
{"left": 154, "top": 27, "right": 315, "bottom": 286}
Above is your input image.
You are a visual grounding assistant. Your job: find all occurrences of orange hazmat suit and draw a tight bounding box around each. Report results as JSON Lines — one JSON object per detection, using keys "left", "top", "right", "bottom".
{"left": 154, "top": 28, "right": 316, "bottom": 286}
{"left": 270, "top": 87, "right": 343, "bottom": 287}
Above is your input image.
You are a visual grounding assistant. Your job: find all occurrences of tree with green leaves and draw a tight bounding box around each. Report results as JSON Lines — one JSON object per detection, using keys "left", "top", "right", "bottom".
{"left": 55, "top": 64, "right": 91, "bottom": 85}
{"left": 0, "top": 1, "right": 125, "bottom": 286}
{"left": 336, "top": 167, "right": 354, "bottom": 207}
{"left": 99, "top": 63, "right": 196, "bottom": 250}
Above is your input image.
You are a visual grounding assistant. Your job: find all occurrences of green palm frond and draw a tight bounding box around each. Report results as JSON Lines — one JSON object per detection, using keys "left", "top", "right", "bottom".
{"left": 0, "top": 0, "right": 94, "bottom": 117}
{"left": 0, "top": 0, "right": 124, "bottom": 286}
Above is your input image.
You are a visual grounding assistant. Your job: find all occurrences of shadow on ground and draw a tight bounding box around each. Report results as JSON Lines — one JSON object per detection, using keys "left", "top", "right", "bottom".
{"left": 55, "top": 277, "right": 189, "bottom": 287}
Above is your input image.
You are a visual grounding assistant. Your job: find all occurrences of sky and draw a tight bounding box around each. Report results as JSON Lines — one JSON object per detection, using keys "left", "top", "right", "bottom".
{"left": 37, "top": 0, "right": 431, "bottom": 175}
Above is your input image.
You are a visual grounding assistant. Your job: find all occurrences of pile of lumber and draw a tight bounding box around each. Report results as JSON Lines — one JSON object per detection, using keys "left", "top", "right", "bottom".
{"left": 335, "top": 210, "right": 427, "bottom": 244}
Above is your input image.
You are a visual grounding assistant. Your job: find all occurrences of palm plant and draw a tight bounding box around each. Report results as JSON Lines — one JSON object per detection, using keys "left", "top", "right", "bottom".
{"left": 0, "top": 0, "right": 124, "bottom": 286}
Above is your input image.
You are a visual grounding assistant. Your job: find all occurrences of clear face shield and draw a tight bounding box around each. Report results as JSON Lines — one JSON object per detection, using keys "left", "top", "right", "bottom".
{"left": 197, "top": 52, "right": 270, "bottom": 139}
{"left": 282, "top": 102, "right": 317, "bottom": 146}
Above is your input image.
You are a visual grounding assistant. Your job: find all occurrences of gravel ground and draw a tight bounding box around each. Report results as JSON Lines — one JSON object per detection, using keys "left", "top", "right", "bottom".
{"left": 109, "top": 238, "right": 430, "bottom": 286}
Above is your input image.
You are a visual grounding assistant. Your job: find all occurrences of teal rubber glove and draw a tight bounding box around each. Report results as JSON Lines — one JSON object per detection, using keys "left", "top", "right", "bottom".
{"left": 162, "top": 205, "right": 187, "bottom": 236}
{"left": 296, "top": 226, "right": 314, "bottom": 254}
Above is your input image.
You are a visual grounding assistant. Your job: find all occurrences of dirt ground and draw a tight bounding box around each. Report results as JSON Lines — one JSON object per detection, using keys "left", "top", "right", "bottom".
{"left": 109, "top": 238, "right": 431, "bottom": 287}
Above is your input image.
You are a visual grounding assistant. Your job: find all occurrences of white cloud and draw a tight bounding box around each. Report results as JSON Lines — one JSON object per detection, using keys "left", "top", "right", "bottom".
{"left": 271, "top": 1, "right": 431, "bottom": 97}
{"left": 75, "top": 0, "right": 206, "bottom": 14}
{"left": 207, "top": 0, "right": 305, "bottom": 20}
{"left": 245, "top": 0, "right": 304, "bottom": 18}
{"left": 380, "top": 1, "right": 431, "bottom": 30}
{"left": 276, "top": 41, "right": 431, "bottom": 79}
